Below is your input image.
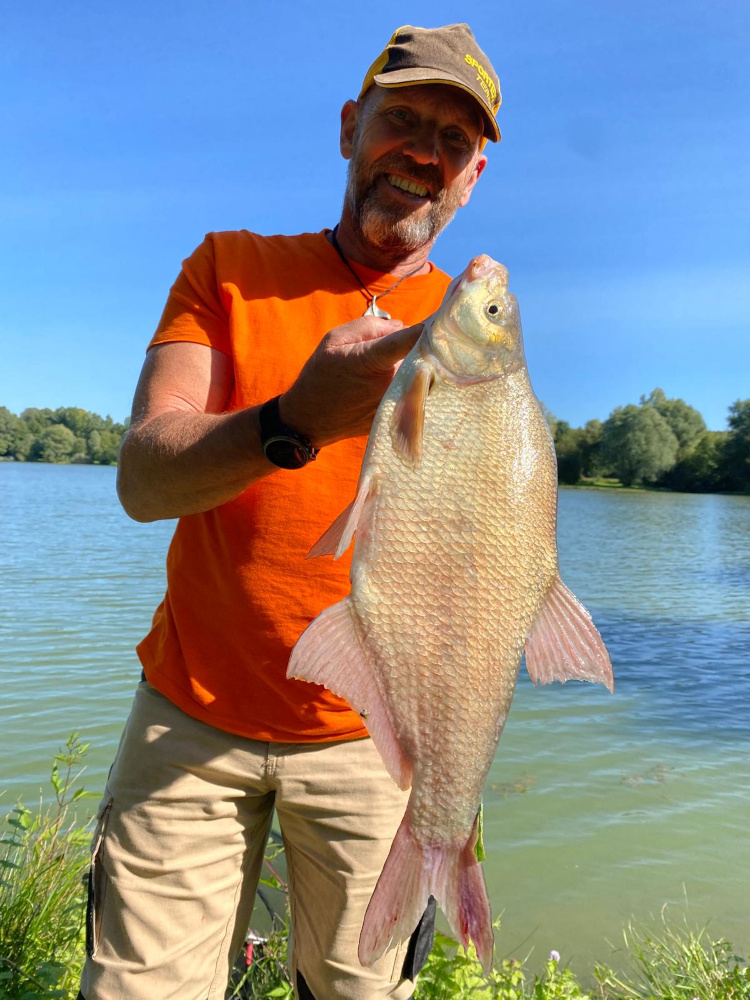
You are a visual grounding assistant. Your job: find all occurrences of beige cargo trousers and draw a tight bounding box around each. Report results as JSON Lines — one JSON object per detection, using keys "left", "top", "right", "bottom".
{"left": 79, "top": 682, "right": 428, "bottom": 1000}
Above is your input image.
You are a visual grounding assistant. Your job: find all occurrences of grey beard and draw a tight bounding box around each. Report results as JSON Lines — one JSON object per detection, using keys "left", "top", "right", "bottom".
{"left": 345, "top": 162, "right": 461, "bottom": 254}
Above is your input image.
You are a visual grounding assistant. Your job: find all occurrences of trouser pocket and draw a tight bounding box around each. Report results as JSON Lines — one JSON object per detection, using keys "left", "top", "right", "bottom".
{"left": 85, "top": 794, "right": 113, "bottom": 958}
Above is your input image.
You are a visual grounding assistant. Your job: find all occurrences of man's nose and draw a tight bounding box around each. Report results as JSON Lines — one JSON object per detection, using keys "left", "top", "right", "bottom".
{"left": 403, "top": 126, "right": 440, "bottom": 165}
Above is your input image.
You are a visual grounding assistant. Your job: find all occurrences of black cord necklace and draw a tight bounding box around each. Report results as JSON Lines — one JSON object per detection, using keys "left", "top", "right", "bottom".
{"left": 329, "top": 225, "right": 424, "bottom": 319}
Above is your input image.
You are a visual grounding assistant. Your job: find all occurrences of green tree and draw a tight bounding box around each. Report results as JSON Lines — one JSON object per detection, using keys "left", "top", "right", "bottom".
{"left": 87, "top": 429, "right": 121, "bottom": 464}
{"left": 579, "top": 419, "right": 604, "bottom": 478}
{"left": 32, "top": 424, "right": 77, "bottom": 463}
{"left": 722, "top": 398, "right": 750, "bottom": 491}
{"left": 55, "top": 406, "right": 99, "bottom": 437}
{"left": 553, "top": 421, "right": 584, "bottom": 485}
{"left": 87, "top": 429, "right": 102, "bottom": 461}
{"left": 539, "top": 403, "right": 557, "bottom": 436}
{"left": 20, "top": 407, "right": 56, "bottom": 436}
{"left": 663, "top": 431, "right": 729, "bottom": 492}
{"left": 640, "top": 388, "right": 706, "bottom": 458}
{"left": 0, "top": 407, "right": 33, "bottom": 460}
{"left": 601, "top": 404, "right": 679, "bottom": 486}
{"left": 71, "top": 434, "right": 89, "bottom": 462}
{"left": 99, "top": 430, "right": 122, "bottom": 463}
{"left": 1, "top": 406, "right": 128, "bottom": 463}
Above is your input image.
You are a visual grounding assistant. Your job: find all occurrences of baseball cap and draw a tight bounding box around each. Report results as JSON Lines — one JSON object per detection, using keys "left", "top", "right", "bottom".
{"left": 359, "top": 23, "right": 501, "bottom": 143}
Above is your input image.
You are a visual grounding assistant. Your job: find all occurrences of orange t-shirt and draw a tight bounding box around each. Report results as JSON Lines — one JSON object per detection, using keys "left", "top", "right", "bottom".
{"left": 136, "top": 229, "right": 452, "bottom": 742}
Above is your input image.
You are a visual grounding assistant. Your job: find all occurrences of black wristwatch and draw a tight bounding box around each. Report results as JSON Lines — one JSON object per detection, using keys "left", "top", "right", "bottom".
{"left": 259, "top": 396, "right": 318, "bottom": 470}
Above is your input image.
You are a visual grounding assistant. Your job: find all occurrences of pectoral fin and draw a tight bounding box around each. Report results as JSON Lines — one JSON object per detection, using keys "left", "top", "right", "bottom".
{"left": 307, "top": 474, "right": 374, "bottom": 560}
{"left": 391, "top": 362, "right": 433, "bottom": 469}
{"left": 287, "top": 599, "right": 412, "bottom": 789}
{"left": 524, "top": 576, "right": 614, "bottom": 691}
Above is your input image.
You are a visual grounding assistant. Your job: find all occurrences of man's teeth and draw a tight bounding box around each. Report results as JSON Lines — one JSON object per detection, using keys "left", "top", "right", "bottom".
{"left": 387, "top": 174, "right": 429, "bottom": 197}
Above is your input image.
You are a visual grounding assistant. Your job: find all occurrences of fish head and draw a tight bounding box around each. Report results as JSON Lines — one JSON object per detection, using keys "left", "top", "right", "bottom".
{"left": 427, "top": 255, "right": 525, "bottom": 381}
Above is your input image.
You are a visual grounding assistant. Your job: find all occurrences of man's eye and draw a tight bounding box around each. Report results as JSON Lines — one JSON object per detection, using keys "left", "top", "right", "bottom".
{"left": 445, "top": 129, "right": 469, "bottom": 146}
{"left": 389, "top": 109, "right": 412, "bottom": 122}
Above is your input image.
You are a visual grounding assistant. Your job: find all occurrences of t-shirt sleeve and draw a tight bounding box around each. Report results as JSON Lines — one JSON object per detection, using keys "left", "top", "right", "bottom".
{"left": 149, "top": 234, "right": 231, "bottom": 355}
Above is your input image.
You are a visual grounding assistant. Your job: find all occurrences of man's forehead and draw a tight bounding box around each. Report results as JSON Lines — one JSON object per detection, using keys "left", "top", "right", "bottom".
{"left": 371, "top": 83, "right": 482, "bottom": 129}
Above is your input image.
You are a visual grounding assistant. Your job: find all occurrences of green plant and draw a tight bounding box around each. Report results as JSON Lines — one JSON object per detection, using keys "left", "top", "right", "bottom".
{"left": 227, "top": 835, "right": 294, "bottom": 999}
{"left": 414, "top": 928, "right": 595, "bottom": 999}
{"left": 595, "top": 911, "right": 750, "bottom": 999}
{"left": 414, "top": 926, "right": 511, "bottom": 998}
{"left": 0, "top": 734, "right": 94, "bottom": 999}
{"left": 532, "top": 954, "right": 593, "bottom": 999}
{"left": 226, "top": 925, "right": 293, "bottom": 1000}
{"left": 2, "top": 744, "right": 748, "bottom": 1000}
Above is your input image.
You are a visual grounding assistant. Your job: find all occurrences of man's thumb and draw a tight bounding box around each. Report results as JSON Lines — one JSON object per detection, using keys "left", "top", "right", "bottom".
{"left": 366, "top": 323, "right": 423, "bottom": 370}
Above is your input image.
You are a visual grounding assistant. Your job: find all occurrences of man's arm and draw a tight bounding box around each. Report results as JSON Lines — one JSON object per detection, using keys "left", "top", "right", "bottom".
{"left": 117, "top": 315, "right": 422, "bottom": 523}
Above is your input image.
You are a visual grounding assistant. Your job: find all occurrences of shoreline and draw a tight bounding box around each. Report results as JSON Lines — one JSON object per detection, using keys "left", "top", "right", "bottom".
{"left": 3, "top": 460, "right": 748, "bottom": 497}
{"left": 560, "top": 478, "right": 749, "bottom": 496}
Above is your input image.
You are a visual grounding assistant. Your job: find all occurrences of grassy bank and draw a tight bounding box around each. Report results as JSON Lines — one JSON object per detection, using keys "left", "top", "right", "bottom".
{"left": 562, "top": 477, "right": 669, "bottom": 491}
{"left": 0, "top": 736, "right": 93, "bottom": 999}
{"left": 563, "top": 477, "right": 749, "bottom": 496}
{"left": 2, "top": 740, "right": 748, "bottom": 999}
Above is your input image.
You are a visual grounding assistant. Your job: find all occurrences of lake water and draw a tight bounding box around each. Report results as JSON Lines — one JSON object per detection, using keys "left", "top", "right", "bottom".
{"left": 1, "top": 462, "right": 749, "bottom": 973}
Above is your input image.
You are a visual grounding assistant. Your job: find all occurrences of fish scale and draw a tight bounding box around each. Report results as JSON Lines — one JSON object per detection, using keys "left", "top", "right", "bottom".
{"left": 288, "top": 254, "right": 613, "bottom": 972}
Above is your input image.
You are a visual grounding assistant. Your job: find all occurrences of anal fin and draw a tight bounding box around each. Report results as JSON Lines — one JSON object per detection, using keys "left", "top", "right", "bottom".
{"left": 287, "top": 599, "right": 412, "bottom": 789}
{"left": 525, "top": 576, "right": 614, "bottom": 691}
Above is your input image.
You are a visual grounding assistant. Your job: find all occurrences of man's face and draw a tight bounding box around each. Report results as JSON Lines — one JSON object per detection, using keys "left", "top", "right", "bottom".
{"left": 341, "top": 84, "right": 488, "bottom": 254}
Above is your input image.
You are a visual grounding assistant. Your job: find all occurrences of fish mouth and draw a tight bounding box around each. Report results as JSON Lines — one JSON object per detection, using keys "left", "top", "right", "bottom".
{"left": 468, "top": 255, "right": 504, "bottom": 281}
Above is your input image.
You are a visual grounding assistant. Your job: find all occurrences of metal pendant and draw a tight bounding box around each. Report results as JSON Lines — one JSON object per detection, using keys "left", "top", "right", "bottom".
{"left": 364, "top": 296, "right": 391, "bottom": 320}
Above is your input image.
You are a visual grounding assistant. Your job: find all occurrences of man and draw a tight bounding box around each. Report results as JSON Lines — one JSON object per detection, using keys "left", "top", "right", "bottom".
{"left": 80, "top": 23, "right": 501, "bottom": 1000}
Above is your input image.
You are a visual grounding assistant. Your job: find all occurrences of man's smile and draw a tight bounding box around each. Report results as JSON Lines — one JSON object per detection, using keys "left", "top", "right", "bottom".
{"left": 385, "top": 173, "right": 431, "bottom": 199}
{"left": 371, "top": 172, "right": 437, "bottom": 209}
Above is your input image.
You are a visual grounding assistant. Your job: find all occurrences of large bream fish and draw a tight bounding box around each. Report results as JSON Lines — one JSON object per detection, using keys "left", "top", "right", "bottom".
{"left": 288, "top": 255, "right": 613, "bottom": 971}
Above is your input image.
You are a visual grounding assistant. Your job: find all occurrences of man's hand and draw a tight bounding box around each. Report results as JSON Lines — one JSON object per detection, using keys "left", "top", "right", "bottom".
{"left": 279, "top": 315, "right": 423, "bottom": 447}
{"left": 117, "top": 316, "right": 423, "bottom": 522}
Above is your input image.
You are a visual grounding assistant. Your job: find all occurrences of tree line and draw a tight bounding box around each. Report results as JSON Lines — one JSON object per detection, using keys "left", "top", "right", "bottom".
{"left": 1, "top": 391, "right": 749, "bottom": 493}
{"left": 0, "top": 406, "right": 128, "bottom": 465}
{"left": 548, "top": 388, "right": 750, "bottom": 493}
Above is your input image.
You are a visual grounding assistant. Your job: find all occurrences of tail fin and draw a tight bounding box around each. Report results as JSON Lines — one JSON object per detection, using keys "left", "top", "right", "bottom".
{"left": 359, "top": 813, "right": 494, "bottom": 973}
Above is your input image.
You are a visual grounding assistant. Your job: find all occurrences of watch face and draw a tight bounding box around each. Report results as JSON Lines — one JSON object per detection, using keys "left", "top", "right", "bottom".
{"left": 264, "top": 435, "right": 310, "bottom": 470}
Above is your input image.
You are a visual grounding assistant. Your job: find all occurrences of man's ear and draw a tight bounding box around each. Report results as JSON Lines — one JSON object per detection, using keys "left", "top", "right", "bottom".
{"left": 340, "top": 100, "right": 358, "bottom": 160}
{"left": 458, "top": 153, "right": 488, "bottom": 208}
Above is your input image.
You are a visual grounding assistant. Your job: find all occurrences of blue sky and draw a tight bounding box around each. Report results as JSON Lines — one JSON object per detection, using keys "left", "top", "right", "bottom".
{"left": 1, "top": 0, "right": 747, "bottom": 430}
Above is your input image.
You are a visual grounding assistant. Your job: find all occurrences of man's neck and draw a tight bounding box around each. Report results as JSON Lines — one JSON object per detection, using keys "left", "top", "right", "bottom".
{"left": 332, "top": 211, "right": 434, "bottom": 277}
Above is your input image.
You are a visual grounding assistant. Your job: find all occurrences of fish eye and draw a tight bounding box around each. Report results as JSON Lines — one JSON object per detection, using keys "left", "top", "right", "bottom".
{"left": 485, "top": 302, "right": 502, "bottom": 321}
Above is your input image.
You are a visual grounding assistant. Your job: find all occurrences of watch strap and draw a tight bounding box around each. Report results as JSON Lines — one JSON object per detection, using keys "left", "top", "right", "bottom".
{"left": 259, "top": 396, "right": 318, "bottom": 467}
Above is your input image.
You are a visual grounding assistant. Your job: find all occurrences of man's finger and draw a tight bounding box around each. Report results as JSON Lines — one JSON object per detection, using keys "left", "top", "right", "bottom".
{"left": 361, "top": 323, "right": 423, "bottom": 369}
{"left": 328, "top": 316, "right": 403, "bottom": 346}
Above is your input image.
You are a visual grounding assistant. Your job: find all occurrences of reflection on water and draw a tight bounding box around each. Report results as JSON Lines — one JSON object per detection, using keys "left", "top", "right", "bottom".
{"left": 601, "top": 613, "right": 750, "bottom": 740}
{"left": 1, "top": 464, "right": 749, "bottom": 969}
